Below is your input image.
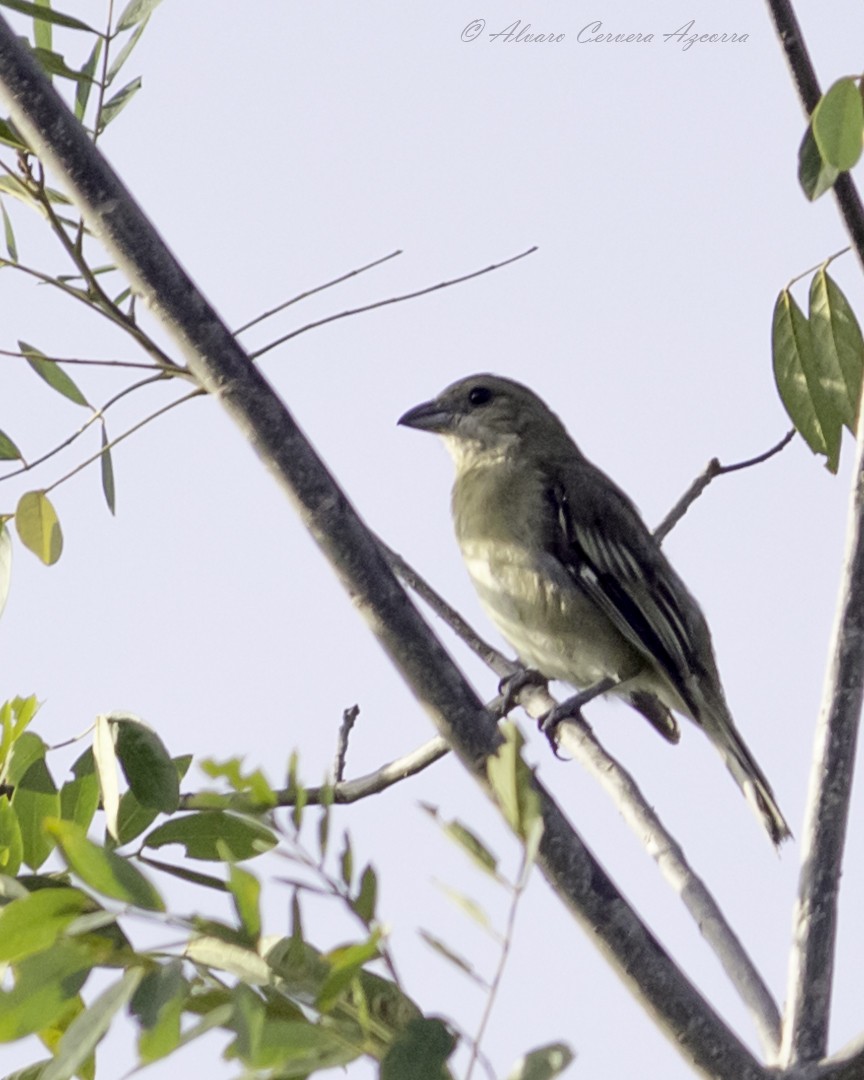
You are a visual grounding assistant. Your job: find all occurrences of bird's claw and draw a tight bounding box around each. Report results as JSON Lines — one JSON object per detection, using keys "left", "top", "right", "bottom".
{"left": 495, "top": 667, "right": 547, "bottom": 717}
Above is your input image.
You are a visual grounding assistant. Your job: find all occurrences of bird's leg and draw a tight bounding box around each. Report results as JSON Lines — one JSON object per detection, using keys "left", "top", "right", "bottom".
{"left": 494, "top": 666, "right": 548, "bottom": 718}
{"left": 540, "top": 676, "right": 619, "bottom": 754}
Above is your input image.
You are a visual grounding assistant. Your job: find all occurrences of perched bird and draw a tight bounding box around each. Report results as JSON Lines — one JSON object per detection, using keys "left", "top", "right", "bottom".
{"left": 398, "top": 373, "right": 791, "bottom": 846}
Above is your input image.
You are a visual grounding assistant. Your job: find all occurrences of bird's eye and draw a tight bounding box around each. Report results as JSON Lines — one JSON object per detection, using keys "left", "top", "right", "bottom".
{"left": 468, "top": 386, "right": 492, "bottom": 407}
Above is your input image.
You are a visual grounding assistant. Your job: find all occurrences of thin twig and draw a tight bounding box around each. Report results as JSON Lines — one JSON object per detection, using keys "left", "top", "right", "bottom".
{"left": 653, "top": 429, "right": 795, "bottom": 543}
{"left": 0, "top": 373, "right": 169, "bottom": 483}
{"left": 332, "top": 704, "right": 359, "bottom": 783}
{"left": 248, "top": 247, "right": 538, "bottom": 360}
{"left": 465, "top": 863, "right": 530, "bottom": 1080}
{"left": 0, "top": 347, "right": 182, "bottom": 373}
{"left": 234, "top": 250, "right": 402, "bottom": 336}
{"left": 44, "top": 387, "right": 203, "bottom": 494}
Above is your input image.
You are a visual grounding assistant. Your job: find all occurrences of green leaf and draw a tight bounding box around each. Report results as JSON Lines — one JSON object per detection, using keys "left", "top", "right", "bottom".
{"left": 0, "top": 796, "right": 23, "bottom": 875}
{"left": 339, "top": 832, "right": 353, "bottom": 889}
{"left": 0, "top": 0, "right": 95, "bottom": 32}
{"left": 75, "top": 36, "right": 102, "bottom": 120}
{"left": 30, "top": 46, "right": 93, "bottom": 84}
{"left": 352, "top": 864, "right": 377, "bottom": 924}
{"left": 98, "top": 75, "right": 141, "bottom": 132}
{"left": 506, "top": 1042, "right": 575, "bottom": 1080}
{"left": 0, "top": 117, "right": 28, "bottom": 152}
{"left": 1, "top": 198, "right": 17, "bottom": 262}
{"left": 799, "top": 124, "right": 840, "bottom": 201}
{"left": 20, "top": 341, "right": 89, "bottom": 406}
{"left": 0, "top": 886, "right": 93, "bottom": 963}
{"left": 116, "top": 0, "right": 162, "bottom": 31}
{"left": 46, "top": 818, "right": 165, "bottom": 911}
{"left": 487, "top": 722, "right": 543, "bottom": 844}
{"left": 809, "top": 269, "right": 864, "bottom": 432}
{"left": 130, "top": 960, "right": 187, "bottom": 1063}
{"left": 115, "top": 753, "right": 190, "bottom": 844}
{"left": 138, "top": 853, "right": 228, "bottom": 891}
{"left": 0, "top": 522, "right": 11, "bottom": 620}
{"left": 15, "top": 490, "right": 63, "bottom": 565}
{"left": 186, "top": 935, "right": 272, "bottom": 985}
{"left": 7, "top": 729, "right": 46, "bottom": 784}
{"left": 33, "top": 0, "right": 51, "bottom": 50}
{"left": 228, "top": 863, "right": 261, "bottom": 940}
{"left": 0, "top": 938, "right": 97, "bottom": 1041}
{"left": 41, "top": 967, "right": 145, "bottom": 1080}
{"left": 11, "top": 755, "right": 59, "bottom": 869}
{"left": 418, "top": 930, "right": 487, "bottom": 987}
{"left": 421, "top": 803, "right": 498, "bottom": 876}
{"left": 200, "top": 756, "right": 277, "bottom": 807}
{"left": 107, "top": 17, "right": 147, "bottom": 83}
{"left": 60, "top": 748, "right": 100, "bottom": 832}
{"left": 99, "top": 421, "right": 116, "bottom": 514}
{"left": 0, "top": 428, "right": 22, "bottom": 459}
{"left": 144, "top": 811, "right": 277, "bottom": 862}
{"left": 317, "top": 932, "right": 381, "bottom": 1013}
{"left": 380, "top": 1018, "right": 456, "bottom": 1080}
{"left": 113, "top": 715, "right": 179, "bottom": 812}
{"left": 93, "top": 713, "right": 120, "bottom": 840}
{"left": 773, "top": 289, "right": 840, "bottom": 469}
{"left": 812, "top": 78, "right": 864, "bottom": 171}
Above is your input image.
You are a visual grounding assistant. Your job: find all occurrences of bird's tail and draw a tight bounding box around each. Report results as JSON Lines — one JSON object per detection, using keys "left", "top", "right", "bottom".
{"left": 708, "top": 711, "right": 791, "bottom": 847}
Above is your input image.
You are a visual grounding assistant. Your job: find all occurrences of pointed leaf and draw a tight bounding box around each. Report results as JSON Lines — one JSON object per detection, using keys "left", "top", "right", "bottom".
{"left": 106, "top": 17, "right": 147, "bottom": 82}
{"left": 116, "top": 0, "right": 162, "bottom": 31}
{"left": 98, "top": 421, "right": 115, "bottom": 514}
{"left": 772, "top": 289, "right": 839, "bottom": 469}
{"left": 60, "top": 748, "right": 100, "bottom": 832}
{"left": 98, "top": 75, "right": 141, "bottom": 131}
{"left": 113, "top": 715, "right": 179, "bottom": 812}
{"left": 419, "top": 930, "right": 487, "bottom": 987}
{"left": 92, "top": 713, "right": 120, "bottom": 840}
{"left": 422, "top": 804, "right": 498, "bottom": 876}
{"left": 0, "top": 428, "right": 22, "bottom": 459}
{"left": 812, "top": 78, "right": 864, "bottom": 171}
{"left": 41, "top": 967, "right": 145, "bottom": 1080}
{"left": 130, "top": 961, "right": 187, "bottom": 1063}
{"left": 352, "top": 863, "right": 377, "bottom": 924}
{"left": 15, "top": 490, "right": 63, "bottom": 565}
{"left": 75, "top": 37, "right": 102, "bottom": 120}
{"left": 0, "top": 117, "right": 28, "bottom": 152}
{"left": 809, "top": 269, "right": 864, "bottom": 432}
{"left": 228, "top": 863, "right": 261, "bottom": 940}
{"left": 31, "top": 46, "right": 91, "bottom": 84}
{"left": 487, "top": 722, "right": 543, "bottom": 843}
{"left": 0, "top": 0, "right": 95, "bottom": 32}
{"left": 21, "top": 341, "right": 89, "bottom": 406}
{"left": 33, "top": 0, "right": 51, "bottom": 50}
{"left": 1, "top": 199, "right": 17, "bottom": 262}
{"left": 11, "top": 755, "right": 59, "bottom": 869}
{"left": 144, "top": 811, "right": 276, "bottom": 861}
{"left": 46, "top": 818, "right": 165, "bottom": 911}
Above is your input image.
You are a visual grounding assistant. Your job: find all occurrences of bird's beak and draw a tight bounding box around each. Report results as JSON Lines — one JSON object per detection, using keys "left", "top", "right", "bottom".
{"left": 397, "top": 398, "right": 454, "bottom": 434}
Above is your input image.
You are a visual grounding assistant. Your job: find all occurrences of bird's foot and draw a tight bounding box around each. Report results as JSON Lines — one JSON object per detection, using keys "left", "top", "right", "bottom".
{"left": 494, "top": 666, "right": 548, "bottom": 718}
{"left": 540, "top": 677, "right": 618, "bottom": 756}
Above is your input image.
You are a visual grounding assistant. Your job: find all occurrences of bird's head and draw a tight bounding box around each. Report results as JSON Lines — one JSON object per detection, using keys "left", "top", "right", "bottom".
{"left": 398, "top": 373, "right": 570, "bottom": 467}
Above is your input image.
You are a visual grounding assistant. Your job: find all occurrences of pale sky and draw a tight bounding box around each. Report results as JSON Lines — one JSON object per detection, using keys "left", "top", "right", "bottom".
{"left": 3, "top": 2, "right": 864, "bottom": 1078}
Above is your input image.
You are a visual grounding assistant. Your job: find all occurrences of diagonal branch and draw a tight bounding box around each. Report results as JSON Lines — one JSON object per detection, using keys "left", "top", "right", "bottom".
{"left": 765, "top": 0, "right": 864, "bottom": 1066}
{"left": 0, "top": 24, "right": 769, "bottom": 1078}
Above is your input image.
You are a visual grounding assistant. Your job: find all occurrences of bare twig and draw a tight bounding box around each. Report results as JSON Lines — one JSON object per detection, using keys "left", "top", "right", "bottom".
{"left": 654, "top": 429, "right": 795, "bottom": 543}
{"left": 248, "top": 247, "right": 538, "bottom": 361}
{"left": 332, "top": 704, "right": 359, "bottom": 783}
{"left": 234, "top": 250, "right": 402, "bottom": 336}
{"left": 0, "top": 347, "right": 182, "bottom": 373}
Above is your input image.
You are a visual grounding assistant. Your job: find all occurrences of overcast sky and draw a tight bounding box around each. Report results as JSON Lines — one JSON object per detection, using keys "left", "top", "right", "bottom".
{"left": 3, "top": 1, "right": 864, "bottom": 1078}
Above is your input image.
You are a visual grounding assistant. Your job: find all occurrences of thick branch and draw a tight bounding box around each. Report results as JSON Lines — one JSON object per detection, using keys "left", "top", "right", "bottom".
{"left": 0, "top": 27, "right": 767, "bottom": 1077}
{"left": 765, "top": 0, "right": 864, "bottom": 1065}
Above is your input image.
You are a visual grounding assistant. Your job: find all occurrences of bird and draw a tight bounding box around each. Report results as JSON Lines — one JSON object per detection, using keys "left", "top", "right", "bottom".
{"left": 398, "top": 373, "right": 791, "bottom": 846}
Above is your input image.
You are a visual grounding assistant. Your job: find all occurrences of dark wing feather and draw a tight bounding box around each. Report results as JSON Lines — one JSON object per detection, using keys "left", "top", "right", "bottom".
{"left": 544, "top": 475, "right": 707, "bottom": 718}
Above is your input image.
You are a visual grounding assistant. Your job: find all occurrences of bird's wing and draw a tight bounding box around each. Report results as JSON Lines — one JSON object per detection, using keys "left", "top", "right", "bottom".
{"left": 544, "top": 474, "right": 705, "bottom": 713}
